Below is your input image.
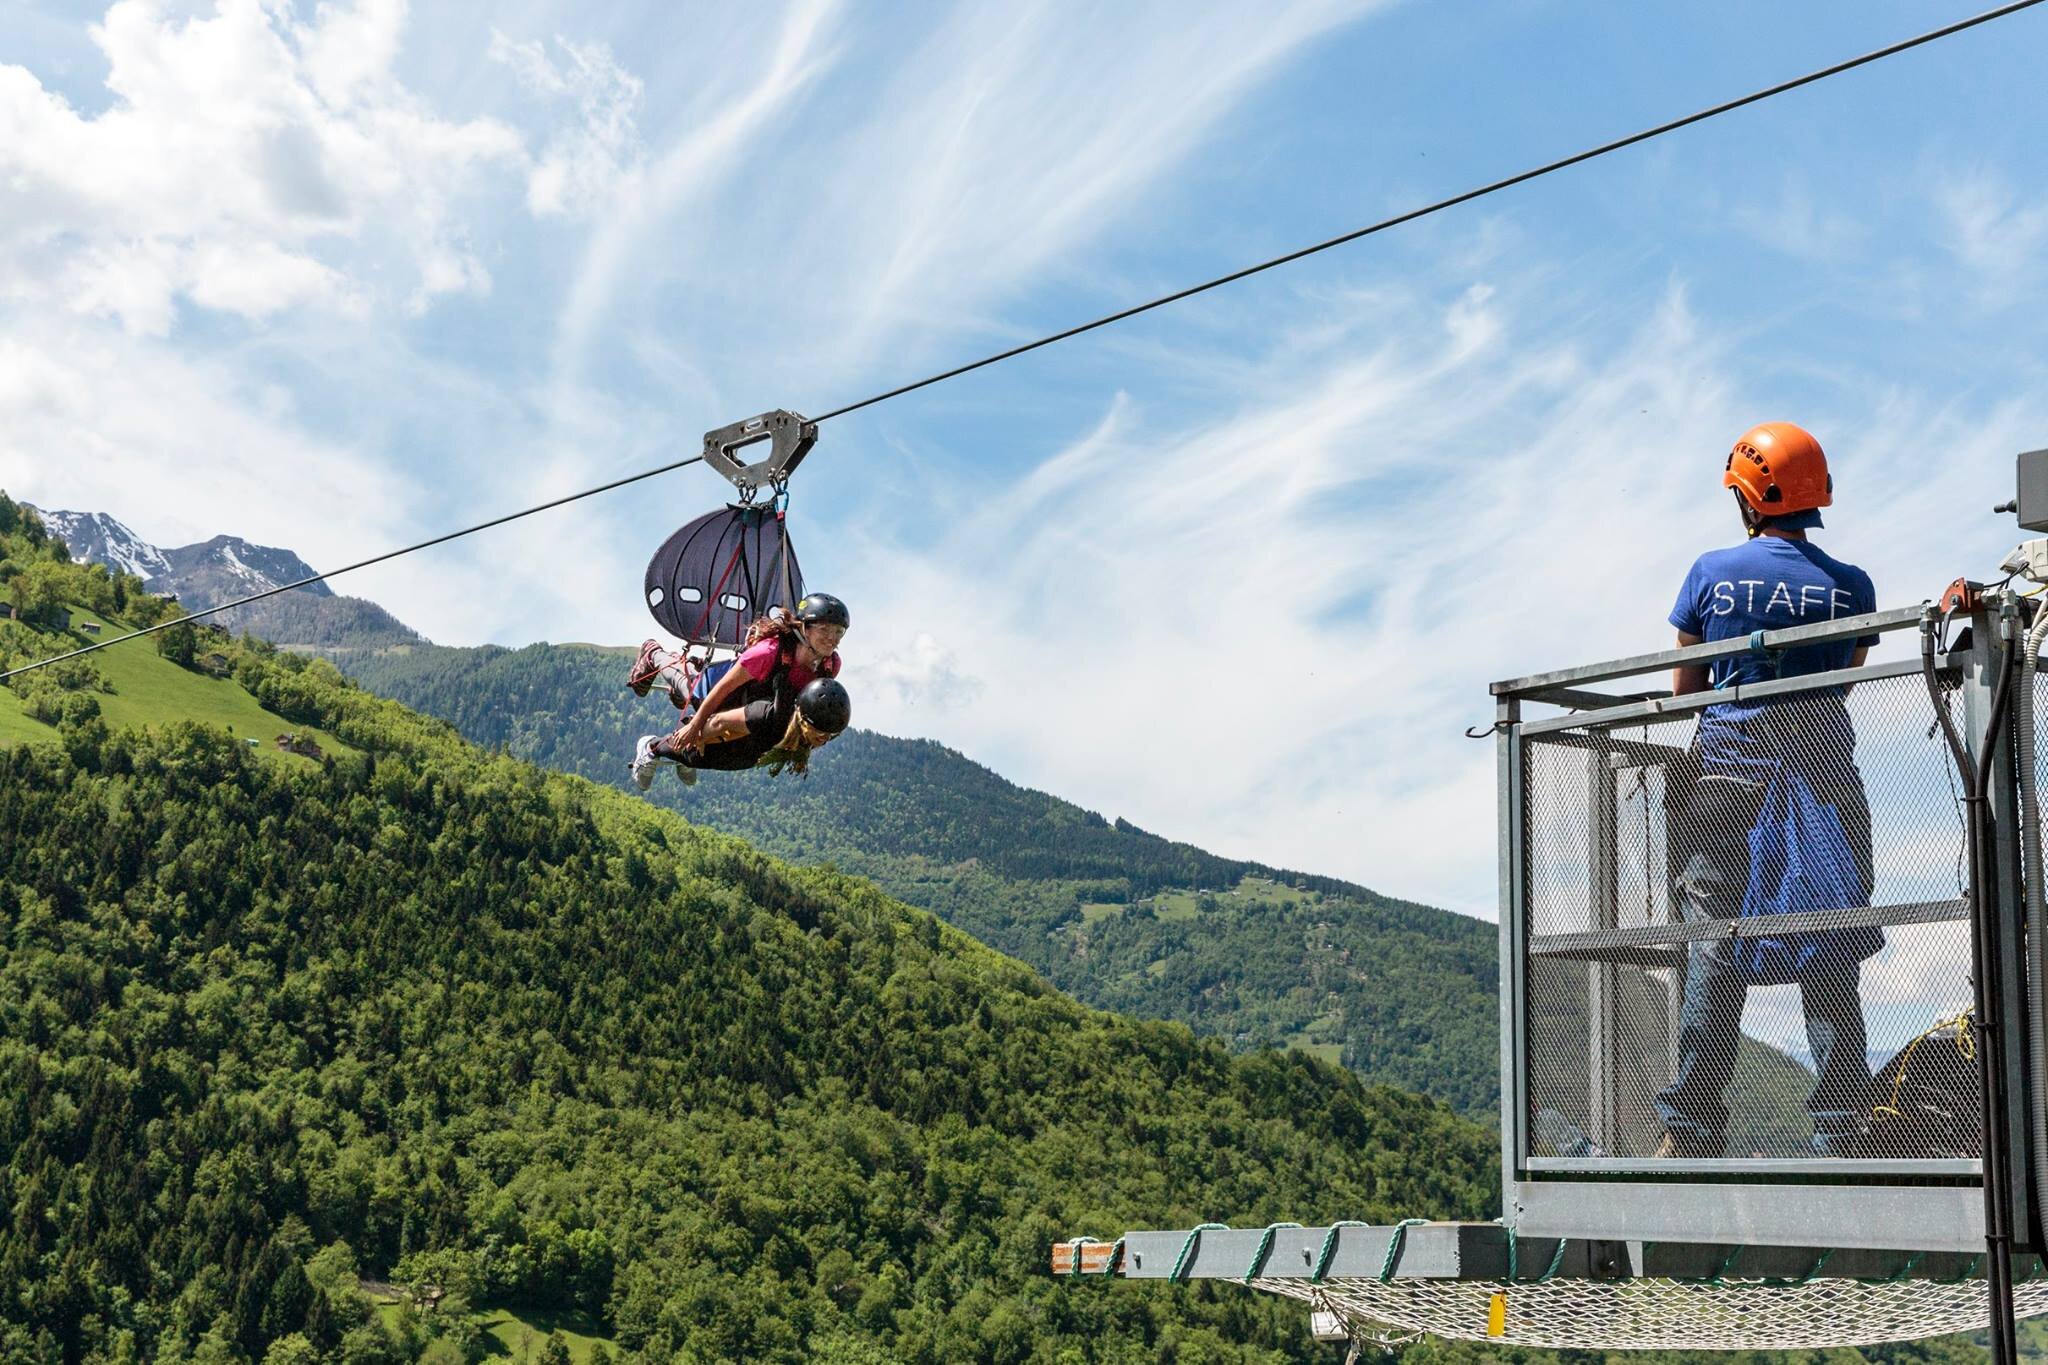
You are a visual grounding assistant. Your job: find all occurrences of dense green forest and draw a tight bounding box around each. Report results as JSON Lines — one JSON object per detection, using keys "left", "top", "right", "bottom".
{"left": 2, "top": 495, "right": 2026, "bottom": 1363}
{"left": 341, "top": 642, "right": 1829, "bottom": 1144}
{"left": 342, "top": 643, "right": 1506, "bottom": 1116}
{"left": 1, "top": 501, "right": 1507, "bottom": 1361}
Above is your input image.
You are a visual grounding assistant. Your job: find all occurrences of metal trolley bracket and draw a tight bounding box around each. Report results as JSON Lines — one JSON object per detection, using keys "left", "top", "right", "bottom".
{"left": 702, "top": 409, "right": 818, "bottom": 501}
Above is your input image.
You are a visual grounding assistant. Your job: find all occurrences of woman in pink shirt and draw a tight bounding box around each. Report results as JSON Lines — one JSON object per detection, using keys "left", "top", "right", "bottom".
{"left": 630, "top": 593, "right": 849, "bottom": 786}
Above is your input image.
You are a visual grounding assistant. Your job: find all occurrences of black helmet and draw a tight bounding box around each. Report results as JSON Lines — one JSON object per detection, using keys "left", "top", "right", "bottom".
{"left": 796, "top": 678, "right": 851, "bottom": 735}
{"left": 795, "top": 593, "right": 849, "bottom": 629}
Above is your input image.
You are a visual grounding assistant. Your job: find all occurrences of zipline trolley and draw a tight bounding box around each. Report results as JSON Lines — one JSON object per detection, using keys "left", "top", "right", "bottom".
{"left": 643, "top": 410, "right": 817, "bottom": 654}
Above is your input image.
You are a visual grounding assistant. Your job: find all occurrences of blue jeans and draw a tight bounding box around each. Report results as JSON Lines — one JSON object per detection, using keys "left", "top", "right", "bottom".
{"left": 1654, "top": 775, "right": 1876, "bottom": 1157}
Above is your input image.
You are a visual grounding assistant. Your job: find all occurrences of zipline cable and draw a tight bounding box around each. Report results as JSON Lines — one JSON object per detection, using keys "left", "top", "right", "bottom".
{"left": 808, "top": 0, "right": 2044, "bottom": 424}
{"left": 0, "top": 456, "right": 703, "bottom": 682}
{"left": 4, "top": 0, "right": 2040, "bottom": 684}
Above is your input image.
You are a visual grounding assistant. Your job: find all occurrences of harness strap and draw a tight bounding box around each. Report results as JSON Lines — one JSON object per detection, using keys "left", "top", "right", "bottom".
{"left": 695, "top": 539, "right": 749, "bottom": 644}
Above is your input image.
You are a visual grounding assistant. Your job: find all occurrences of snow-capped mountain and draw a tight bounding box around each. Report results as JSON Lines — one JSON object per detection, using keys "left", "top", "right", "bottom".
{"left": 28, "top": 504, "right": 418, "bottom": 650}
{"left": 154, "top": 534, "right": 333, "bottom": 608}
{"left": 29, "top": 508, "right": 172, "bottom": 583}
{"left": 28, "top": 506, "right": 335, "bottom": 608}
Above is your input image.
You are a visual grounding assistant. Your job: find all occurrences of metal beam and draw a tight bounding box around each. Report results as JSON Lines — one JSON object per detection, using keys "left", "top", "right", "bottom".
{"left": 1529, "top": 898, "right": 1968, "bottom": 959}
{"left": 1492, "top": 605, "right": 1928, "bottom": 698}
{"left": 1509, "top": 1180, "right": 1988, "bottom": 1252}
{"left": 1524, "top": 730, "right": 1693, "bottom": 766}
{"left": 1518, "top": 656, "right": 1949, "bottom": 737}
{"left": 1527, "top": 1155, "right": 1982, "bottom": 1178}
{"left": 1052, "top": 1222, "right": 2032, "bottom": 1280}
{"left": 1520, "top": 684, "right": 1671, "bottom": 712}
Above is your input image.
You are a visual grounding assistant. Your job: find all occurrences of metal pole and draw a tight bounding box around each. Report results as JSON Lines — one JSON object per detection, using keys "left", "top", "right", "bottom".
{"left": 1963, "top": 608, "right": 2022, "bottom": 1362}
{"left": 1589, "top": 754, "right": 1620, "bottom": 1152}
{"left": 1498, "top": 696, "right": 1526, "bottom": 1219}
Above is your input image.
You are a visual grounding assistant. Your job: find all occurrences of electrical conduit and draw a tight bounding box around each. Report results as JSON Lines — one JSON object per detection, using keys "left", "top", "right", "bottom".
{"left": 2012, "top": 601, "right": 2048, "bottom": 1244}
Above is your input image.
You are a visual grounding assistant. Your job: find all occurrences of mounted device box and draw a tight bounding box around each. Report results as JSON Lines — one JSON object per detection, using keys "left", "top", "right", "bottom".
{"left": 2016, "top": 448, "right": 2048, "bottom": 532}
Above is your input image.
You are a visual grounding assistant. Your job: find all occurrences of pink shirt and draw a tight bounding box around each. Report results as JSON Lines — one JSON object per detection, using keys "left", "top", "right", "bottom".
{"left": 737, "top": 637, "right": 841, "bottom": 691}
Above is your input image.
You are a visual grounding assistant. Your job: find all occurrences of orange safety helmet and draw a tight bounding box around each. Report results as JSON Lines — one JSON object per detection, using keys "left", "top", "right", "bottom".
{"left": 1722, "top": 421, "right": 1832, "bottom": 515}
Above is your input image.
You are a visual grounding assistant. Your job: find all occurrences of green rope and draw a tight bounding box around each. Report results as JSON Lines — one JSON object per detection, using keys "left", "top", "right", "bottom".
{"left": 1935, "top": 1253, "right": 1985, "bottom": 1285}
{"left": 1064, "top": 1237, "right": 1093, "bottom": 1278}
{"left": 1379, "top": 1219, "right": 1429, "bottom": 1283}
{"left": 1310, "top": 1222, "right": 1368, "bottom": 1283}
{"left": 1100, "top": 1236, "right": 1125, "bottom": 1277}
{"left": 1493, "top": 1220, "right": 1567, "bottom": 1283}
{"left": 1243, "top": 1223, "right": 1303, "bottom": 1283}
{"left": 1063, "top": 1236, "right": 1126, "bottom": 1278}
{"left": 1761, "top": 1246, "right": 1835, "bottom": 1287}
{"left": 1170, "top": 1224, "right": 1230, "bottom": 1283}
{"left": 1650, "top": 1241, "right": 1743, "bottom": 1285}
{"left": 1653, "top": 1243, "right": 1834, "bottom": 1287}
{"left": 1857, "top": 1251, "right": 1925, "bottom": 1285}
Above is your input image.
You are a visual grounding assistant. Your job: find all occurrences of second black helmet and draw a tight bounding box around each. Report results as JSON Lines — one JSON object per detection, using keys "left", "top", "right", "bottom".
{"left": 796, "top": 593, "right": 850, "bottom": 629}
{"left": 796, "top": 678, "right": 852, "bottom": 735}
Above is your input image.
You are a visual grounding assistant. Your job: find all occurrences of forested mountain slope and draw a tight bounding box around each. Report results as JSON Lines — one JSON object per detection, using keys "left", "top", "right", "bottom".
{"left": 0, "top": 497, "right": 2008, "bottom": 1363}
{"left": 344, "top": 641, "right": 1505, "bottom": 1116}
{"left": 0, "top": 502, "right": 1501, "bottom": 1361}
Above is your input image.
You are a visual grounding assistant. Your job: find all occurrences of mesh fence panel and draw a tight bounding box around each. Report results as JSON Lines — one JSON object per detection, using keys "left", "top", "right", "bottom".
{"left": 1249, "top": 1275, "right": 2048, "bottom": 1352}
{"left": 1521, "top": 671, "right": 1978, "bottom": 1163}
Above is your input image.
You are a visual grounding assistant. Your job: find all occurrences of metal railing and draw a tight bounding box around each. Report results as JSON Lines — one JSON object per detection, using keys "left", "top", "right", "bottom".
{"left": 1492, "top": 605, "right": 2033, "bottom": 1244}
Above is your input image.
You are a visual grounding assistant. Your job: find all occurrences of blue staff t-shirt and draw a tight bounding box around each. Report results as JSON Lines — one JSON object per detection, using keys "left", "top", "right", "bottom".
{"left": 1669, "top": 537, "right": 1877, "bottom": 776}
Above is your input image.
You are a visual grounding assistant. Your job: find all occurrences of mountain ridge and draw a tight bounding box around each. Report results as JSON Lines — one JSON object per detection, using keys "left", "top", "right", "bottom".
{"left": 29, "top": 502, "right": 423, "bottom": 649}
{"left": 343, "top": 639, "right": 1509, "bottom": 1116}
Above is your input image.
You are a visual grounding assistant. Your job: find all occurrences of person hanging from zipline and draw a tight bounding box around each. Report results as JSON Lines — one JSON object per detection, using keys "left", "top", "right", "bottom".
{"left": 627, "top": 592, "right": 850, "bottom": 787}
{"left": 1655, "top": 422, "right": 1882, "bottom": 1159}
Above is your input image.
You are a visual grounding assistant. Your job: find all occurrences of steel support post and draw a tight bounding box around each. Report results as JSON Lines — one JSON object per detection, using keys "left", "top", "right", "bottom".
{"left": 1587, "top": 754, "right": 1620, "bottom": 1152}
{"left": 1961, "top": 605, "right": 2022, "bottom": 1364}
{"left": 1498, "top": 695, "right": 1526, "bottom": 1211}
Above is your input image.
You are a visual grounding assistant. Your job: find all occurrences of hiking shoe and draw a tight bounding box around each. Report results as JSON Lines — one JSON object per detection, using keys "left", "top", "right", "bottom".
{"left": 673, "top": 761, "right": 697, "bottom": 788}
{"left": 628, "top": 639, "right": 665, "bottom": 697}
{"left": 631, "top": 735, "right": 660, "bottom": 791}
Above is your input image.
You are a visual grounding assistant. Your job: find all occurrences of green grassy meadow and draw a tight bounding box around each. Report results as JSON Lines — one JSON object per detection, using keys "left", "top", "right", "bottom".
{"left": 1, "top": 606, "right": 351, "bottom": 764}
{"left": 1083, "top": 874, "right": 1323, "bottom": 926}
{"left": 477, "top": 1308, "right": 613, "bottom": 1362}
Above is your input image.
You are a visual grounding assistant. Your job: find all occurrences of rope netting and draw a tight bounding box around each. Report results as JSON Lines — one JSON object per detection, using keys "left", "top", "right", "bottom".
{"left": 1247, "top": 1276, "right": 2048, "bottom": 1351}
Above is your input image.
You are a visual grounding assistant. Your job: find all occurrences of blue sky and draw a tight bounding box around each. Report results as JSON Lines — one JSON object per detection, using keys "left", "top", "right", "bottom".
{"left": 3, "top": 0, "right": 2046, "bottom": 920}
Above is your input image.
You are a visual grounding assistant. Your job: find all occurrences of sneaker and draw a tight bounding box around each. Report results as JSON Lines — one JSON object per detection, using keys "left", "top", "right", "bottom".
{"left": 628, "top": 639, "right": 665, "bottom": 697}
{"left": 631, "top": 735, "right": 660, "bottom": 791}
{"left": 673, "top": 761, "right": 698, "bottom": 788}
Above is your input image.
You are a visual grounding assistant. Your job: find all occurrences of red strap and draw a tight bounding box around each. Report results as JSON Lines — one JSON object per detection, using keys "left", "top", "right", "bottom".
{"left": 694, "top": 540, "right": 748, "bottom": 642}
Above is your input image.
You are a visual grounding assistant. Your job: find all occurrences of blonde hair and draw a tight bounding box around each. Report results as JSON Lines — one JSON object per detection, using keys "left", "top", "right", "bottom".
{"left": 758, "top": 711, "right": 838, "bottom": 777}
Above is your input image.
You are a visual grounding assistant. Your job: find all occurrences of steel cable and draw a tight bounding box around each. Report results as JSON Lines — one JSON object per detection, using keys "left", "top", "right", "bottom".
{"left": 5, "top": 0, "right": 2040, "bottom": 685}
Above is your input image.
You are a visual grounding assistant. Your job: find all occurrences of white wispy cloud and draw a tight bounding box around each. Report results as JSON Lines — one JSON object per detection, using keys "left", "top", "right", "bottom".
{"left": 489, "top": 28, "right": 644, "bottom": 220}
{"left": 0, "top": 0, "right": 530, "bottom": 334}
{"left": 841, "top": 259, "right": 2048, "bottom": 918}
{"left": 1932, "top": 167, "right": 2048, "bottom": 306}
{"left": 548, "top": 0, "right": 1390, "bottom": 402}
{"left": 0, "top": 318, "right": 418, "bottom": 562}
{"left": 6, "top": 1, "right": 2045, "bottom": 942}
{"left": 549, "top": 0, "right": 843, "bottom": 378}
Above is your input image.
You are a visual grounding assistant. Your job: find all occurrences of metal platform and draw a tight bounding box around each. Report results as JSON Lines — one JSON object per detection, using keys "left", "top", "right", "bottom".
{"left": 1051, "top": 1222, "right": 2023, "bottom": 1282}
{"left": 1054, "top": 596, "right": 2048, "bottom": 1353}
